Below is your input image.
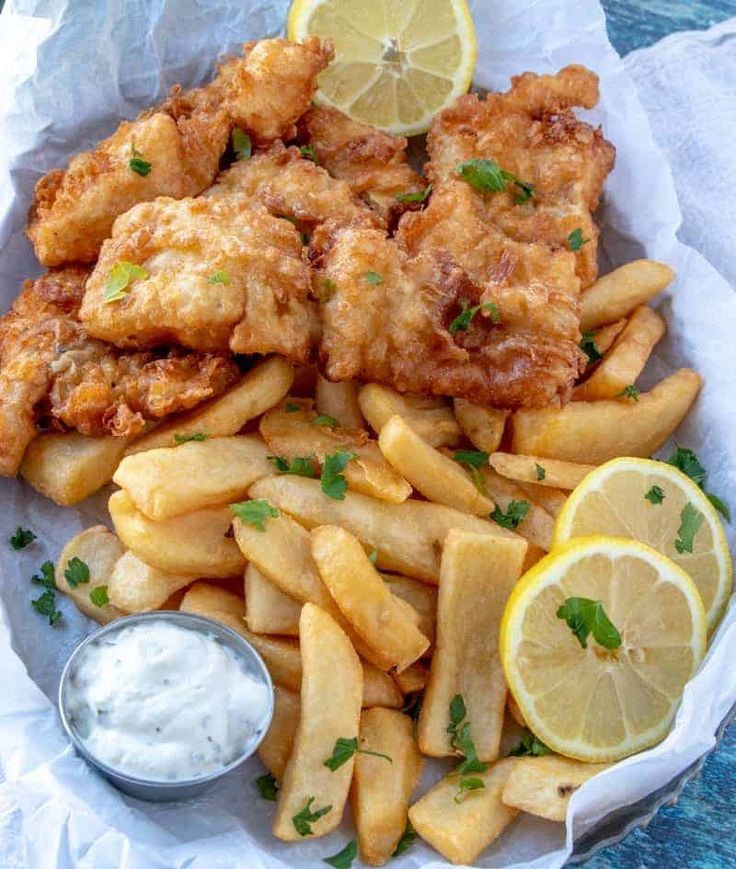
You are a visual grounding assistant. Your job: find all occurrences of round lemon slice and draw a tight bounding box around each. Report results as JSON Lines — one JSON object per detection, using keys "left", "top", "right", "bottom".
{"left": 287, "top": 0, "right": 477, "bottom": 135}
{"left": 554, "top": 457, "right": 733, "bottom": 634}
{"left": 500, "top": 537, "right": 707, "bottom": 762}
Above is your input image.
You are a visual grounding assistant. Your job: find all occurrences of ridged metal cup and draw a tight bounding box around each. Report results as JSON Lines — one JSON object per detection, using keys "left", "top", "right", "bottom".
{"left": 58, "top": 610, "right": 274, "bottom": 802}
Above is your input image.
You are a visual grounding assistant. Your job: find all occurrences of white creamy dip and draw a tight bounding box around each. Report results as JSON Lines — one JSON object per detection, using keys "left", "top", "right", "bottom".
{"left": 65, "top": 620, "right": 271, "bottom": 782}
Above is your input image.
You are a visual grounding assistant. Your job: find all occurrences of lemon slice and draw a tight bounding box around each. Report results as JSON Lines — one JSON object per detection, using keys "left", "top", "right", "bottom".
{"left": 287, "top": 0, "right": 477, "bottom": 135}
{"left": 501, "top": 537, "right": 707, "bottom": 762}
{"left": 554, "top": 457, "right": 733, "bottom": 634}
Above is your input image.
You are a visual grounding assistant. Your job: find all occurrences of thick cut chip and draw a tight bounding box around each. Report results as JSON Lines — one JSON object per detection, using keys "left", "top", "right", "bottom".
{"left": 382, "top": 575, "right": 437, "bottom": 647}
{"left": 419, "top": 530, "right": 526, "bottom": 760}
{"left": 56, "top": 526, "right": 125, "bottom": 624}
{"left": 245, "top": 564, "right": 302, "bottom": 636}
{"left": 393, "top": 662, "right": 429, "bottom": 695}
{"left": 580, "top": 260, "right": 675, "bottom": 331}
{"left": 453, "top": 400, "right": 509, "bottom": 454}
{"left": 258, "top": 686, "right": 301, "bottom": 781}
{"left": 351, "top": 709, "right": 424, "bottom": 866}
{"left": 489, "top": 453, "right": 595, "bottom": 491}
{"left": 363, "top": 664, "right": 404, "bottom": 709}
{"left": 273, "top": 604, "right": 363, "bottom": 841}
{"left": 316, "top": 376, "right": 365, "bottom": 429}
{"left": 108, "top": 551, "right": 193, "bottom": 613}
{"left": 478, "top": 466, "right": 555, "bottom": 551}
{"left": 359, "top": 383, "right": 461, "bottom": 448}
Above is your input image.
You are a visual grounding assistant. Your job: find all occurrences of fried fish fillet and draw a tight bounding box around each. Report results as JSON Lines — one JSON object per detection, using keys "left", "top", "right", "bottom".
{"left": 27, "top": 37, "right": 333, "bottom": 267}
{"left": 80, "top": 195, "right": 317, "bottom": 362}
{"left": 0, "top": 269, "right": 239, "bottom": 476}
{"left": 300, "top": 105, "right": 426, "bottom": 225}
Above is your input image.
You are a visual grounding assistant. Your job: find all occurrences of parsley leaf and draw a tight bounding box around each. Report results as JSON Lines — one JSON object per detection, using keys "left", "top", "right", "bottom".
{"left": 89, "top": 586, "right": 109, "bottom": 607}
{"left": 313, "top": 414, "right": 339, "bottom": 427}
{"left": 232, "top": 128, "right": 252, "bottom": 161}
{"left": 392, "top": 822, "right": 418, "bottom": 857}
{"left": 267, "top": 455, "right": 317, "bottom": 478}
{"left": 230, "top": 499, "right": 279, "bottom": 532}
{"left": 708, "top": 493, "right": 731, "bottom": 522}
{"left": 324, "top": 736, "right": 392, "bottom": 771}
{"left": 299, "top": 144, "right": 318, "bottom": 162}
{"left": 207, "top": 270, "right": 230, "bottom": 285}
{"left": 64, "top": 557, "right": 90, "bottom": 588}
{"left": 365, "top": 271, "right": 383, "bottom": 284}
{"left": 104, "top": 261, "right": 148, "bottom": 303}
{"left": 580, "top": 330, "right": 602, "bottom": 364}
{"left": 320, "top": 450, "right": 357, "bottom": 500}
{"left": 455, "top": 159, "right": 535, "bottom": 204}
{"left": 556, "top": 597, "right": 622, "bottom": 650}
{"left": 449, "top": 300, "right": 500, "bottom": 335}
{"left": 395, "top": 184, "right": 432, "bottom": 204}
{"left": 674, "top": 503, "right": 704, "bottom": 554}
{"left": 490, "top": 500, "right": 530, "bottom": 530}
{"left": 285, "top": 402, "right": 300, "bottom": 412}
{"left": 324, "top": 840, "right": 357, "bottom": 869}
{"left": 31, "top": 589, "right": 61, "bottom": 625}
{"left": 445, "top": 694, "right": 489, "bottom": 776}
{"left": 616, "top": 384, "right": 640, "bottom": 401}
{"left": 644, "top": 485, "right": 665, "bottom": 505}
{"left": 32, "top": 561, "right": 56, "bottom": 589}
{"left": 666, "top": 447, "right": 706, "bottom": 487}
{"left": 509, "top": 728, "right": 552, "bottom": 757}
{"left": 454, "top": 776, "right": 486, "bottom": 803}
{"left": 129, "top": 156, "right": 152, "bottom": 176}
{"left": 255, "top": 772, "right": 279, "bottom": 801}
{"left": 292, "top": 797, "right": 332, "bottom": 837}
{"left": 446, "top": 693, "right": 467, "bottom": 748}
{"left": 173, "top": 432, "right": 208, "bottom": 444}
{"left": 368, "top": 549, "right": 378, "bottom": 564}
{"left": 452, "top": 450, "right": 489, "bottom": 468}
{"left": 10, "top": 527, "right": 36, "bottom": 550}
{"left": 535, "top": 462, "right": 546, "bottom": 481}
{"left": 567, "top": 228, "right": 590, "bottom": 251}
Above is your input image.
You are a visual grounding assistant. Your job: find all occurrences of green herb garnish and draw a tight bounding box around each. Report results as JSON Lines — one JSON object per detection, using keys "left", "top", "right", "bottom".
{"left": 104, "top": 261, "right": 148, "bottom": 303}
{"left": 365, "top": 271, "right": 383, "bottom": 284}
{"left": 392, "top": 822, "right": 418, "bottom": 857}
{"left": 449, "top": 300, "right": 500, "bottom": 335}
{"left": 10, "top": 527, "right": 36, "bottom": 550}
{"left": 509, "top": 728, "right": 552, "bottom": 757}
{"left": 299, "top": 144, "right": 318, "bottom": 162}
{"left": 567, "top": 228, "right": 590, "bottom": 251}
{"left": 324, "top": 840, "right": 357, "bottom": 869}
{"left": 230, "top": 499, "right": 279, "bottom": 532}
{"left": 455, "top": 159, "right": 534, "bottom": 204}
{"left": 313, "top": 414, "right": 339, "bottom": 427}
{"left": 256, "top": 772, "right": 279, "bottom": 801}
{"left": 535, "top": 463, "right": 546, "bottom": 481}
{"left": 454, "top": 776, "right": 486, "bottom": 803}
{"left": 490, "top": 500, "right": 530, "bottom": 530}
{"left": 232, "top": 128, "right": 252, "bottom": 161}
{"left": 644, "top": 485, "right": 665, "bottom": 505}
{"left": 267, "top": 455, "right": 317, "bottom": 478}
{"left": 321, "top": 450, "right": 358, "bottom": 501}
{"left": 395, "top": 184, "right": 432, "bottom": 204}
{"left": 292, "top": 797, "right": 332, "bottom": 837}
{"left": 31, "top": 561, "right": 56, "bottom": 589}
{"left": 89, "top": 586, "right": 109, "bottom": 607}
{"left": 207, "top": 270, "right": 230, "bottom": 285}
{"left": 64, "top": 557, "right": 90, "bottom": 589}
{"left": 674, "top": 503, "right": 704, "bottom": 554}
{"left": 324, "top": 736, "right": 392, "bottom": 771}
{"left": 556, "top": 597, "right": 622, "bottom": 650}
{"left": 31, "top": 589, "right": 61, "bottom": 625}
{"left": 580, "top": 330, "right": 602, "bottom": 364}
{"left": 616, "top": 384, "right": 640, "bottom": 401}
{"left": 173, "top": 432, "right": 208, "bottom": 444}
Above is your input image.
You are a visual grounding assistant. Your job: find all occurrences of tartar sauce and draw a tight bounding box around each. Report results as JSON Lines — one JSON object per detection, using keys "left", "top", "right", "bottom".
{"left": 65, "top": 620, "right": 271, "bottom": 782}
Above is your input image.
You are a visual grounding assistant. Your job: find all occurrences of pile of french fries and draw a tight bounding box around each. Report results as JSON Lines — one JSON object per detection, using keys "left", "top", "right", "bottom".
{"left": 43, "top": 259, "right": 702, "bottom": 865}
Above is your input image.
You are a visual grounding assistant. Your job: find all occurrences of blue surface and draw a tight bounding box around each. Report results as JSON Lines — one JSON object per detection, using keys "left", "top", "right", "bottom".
{"left": 586, "top": 5, "right": 736, "bottom": 867}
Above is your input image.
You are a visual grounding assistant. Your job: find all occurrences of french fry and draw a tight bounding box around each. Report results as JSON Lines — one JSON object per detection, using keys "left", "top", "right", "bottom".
{"left": 478, "top": 467, "right": 555, "bottom": 551}
{"left": 501, "top": 756, "right": 610, "bottom": 822}
{"left": 245, "top": 564, "right": 301, "bottom": 636}
{"left": 311, "top": 526, "right": 430, "bottom": 672}
{"left": 351, "top": 709, "right": 423, "bottom": 866}
{"left": 113, "top": 435, "right": 274, "bottom": 520}
{"left": 109, "top": 490, "right": 245, "bottom": 578}
{"left": 248, "top": 477, "right": 516, "bottom": 584}
{"left": 408, "top": 758, "right": 519, "bottom": 865}
{"left": 379, "top": 415, "right": 494, "bottom": 516}
{"left": 489, "top": 453, "right": 595, "bottom": 491}
{"left": 21, "top": 432, "right": 135, "bottom": 506}
{"left": 580, "top": 260, "right": 674, "bottom": 330}
{"left": 574, "top": 306, "right": 666, "bottom": 401}
{"left": 511, "top": 369, "right": 703, "bottom": 463}
{"left": 358, "top": 383, "right": 461, "bottom": 447}
{"left": 516, "top": 482, "right": 568, "bottom": 518}
{"left": 393, "top": 662, "right": 429, "bottom": 695}
{"left": 56, "top": 526, "right": 125, "bottom": 623}
{"left": 258, "top": 686, "right": 301, "bottom": 780}
{"left": 125, "top": 356, "right": 294, "bottom": 455}
{"left": 107, "top": 551, "right": 193, "bottom": 613}
{"left": 362, "top": 662, "right": 404, "bottom": 709}
{"left": 453, "top": 400, "right": 509, "bottom": 453}
{"left": 273, "top": 604, "right": 363, "bottom": 842}
{"left": 260, "top": 401, "right": 410, "bottom": 503}
{"left": 418, "top": 531, "right": 526, "bottom": 760}
{"left": 382, "top": 575, "right": 437, "bottom": 646}
{"left": 315, "top": 375, "right": 365, "bottom": 429}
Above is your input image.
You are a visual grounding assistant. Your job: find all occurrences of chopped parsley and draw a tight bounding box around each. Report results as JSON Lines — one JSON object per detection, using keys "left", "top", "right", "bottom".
{"left": 104, "top": 261, "right": 148, "bottom": 303}
{"left": 616, "top": 384, "right": 640, "bottom": 401}
{"left": 173, "top": 432, "right": 208, "bottom": 444}
{"left": 230, "top": 499, "right": 279, "bottom": 532}
{"left": 368, "top": 549, "right": 378, "bottom": 564}
{"left": 10, "top": 527, "right": 36, "bottom": 550}
{"left": 267, "top": 455, "right": 317, "bottom": 478}
{"left": 299, "top": 144, "right": 318, "bottom": 162}
{"left": 452, "top": 450, "right": 489, "bottom": 495}
{"left": 285, "top": 402, "right": 300, "bottom": 412}
{"left": 535, "top": 463, "right": 546, "bottom": 481}
{"left": 292, "top": 797, "right": 332, "bottom": 837}
{"left": 365, "top": 271, "right": 383, "bottom": 284}
{"left": 455, "top": 158, "right": 534, "bottom": 204}
{"left": 392, "top": 822, "right": 418, "bottom": 857}
{"left": 321, "top": 450, "right": 357, "bottom": 500}
{"left": 449, "top": 300, "right": 500, "bottom": 335}
{"left": 665, "top": 446, "right": 729, "bottom": 522}
{"left": 324, "top": 736, "right": 392, "bottom": 772}
{"left": 313, "top": 414, "right": 339, "bottom": 427}
{"left": 556, "top": 597, "right": 622, "bottom": 650}
{"left": 580, "top": 330, "right": 602, "bottom": 364}
{"left": 446, "top": 694, "right": 489, "bottom": 776}
{"left": 674, "top": 503, "right": 704, "bottom": 554}
{"left": 708, "top": 493, "right": 731, "bottom": 522}
{"left": 644, "top": 485, "right": 665, "bottom": 505}
{"left": 31, "top": 561, "right": 56, "bottom": 589}
{"left": 64, "top": 557, "right": 90, "bottom": 589}
{"left": 31, "top": 589, "right": 61, "bottom": 625}
{"left": 490, "top": 500, "right": 530, "bottom": 530}
{"left": 89, "top": 586, "right": 109, "bottom": 608}
{"left": 232, "top": 127, "right": 252, "bottom": 161}
{"left": 255, "top": 772, "right": 279, "bottom": 801}
{"left": 129, "top": 142, "right": 151, "bottom": 177}
{"left": 324, "top": 840, "right": 357, "bottom": 869}
{"left": 454, "top": 776, "right": 486, "bottom": 803}
{"left": 510, "top": 728, "right": 553, "bottom": 757}
{"left": 395, "top": 184, "right": 432, "bottom": 204}
{"left": 207, "top": 270, "right": 230, "bottom": 285}
{"left": 567, "top": 228, "right": 590, "bottom": 251}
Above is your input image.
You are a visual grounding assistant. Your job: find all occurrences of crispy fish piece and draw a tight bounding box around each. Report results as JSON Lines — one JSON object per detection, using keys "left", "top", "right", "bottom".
{"left": 27, "top": 38, "right": 333, "bottom": 267}
{"left": 80, "top": 196, "right": 317, "bottom": 361}
{"left": 0, "top": 269, "right": 238, "bottom": 475}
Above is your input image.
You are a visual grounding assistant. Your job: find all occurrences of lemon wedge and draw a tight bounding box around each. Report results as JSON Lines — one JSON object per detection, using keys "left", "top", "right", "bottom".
{"left": 554, "top": 457, "right": 732, "bottom": 634}
{"left": 500, "top": 536, "right": 707, "bottom": 762}
{"left": 287, "top": 0, "right": 477, "bottom": 135}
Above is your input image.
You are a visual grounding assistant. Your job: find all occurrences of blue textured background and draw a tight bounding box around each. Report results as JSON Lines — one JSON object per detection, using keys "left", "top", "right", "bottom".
{"left": 585, "top": 4, "right": 736, "bottom": 867}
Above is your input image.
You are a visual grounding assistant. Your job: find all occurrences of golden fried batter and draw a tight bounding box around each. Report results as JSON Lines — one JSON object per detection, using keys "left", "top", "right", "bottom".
{"left": 300, "top": 105, "right": 426, "bottom": 225}
{"left": 80, "top": 195, "right": 317, "bottom": 362}
{"left": 0, "top": 270, "right": 239, "bottom": 476}
{"left": 27, "top": 38, "right": 333, "bottom": 267}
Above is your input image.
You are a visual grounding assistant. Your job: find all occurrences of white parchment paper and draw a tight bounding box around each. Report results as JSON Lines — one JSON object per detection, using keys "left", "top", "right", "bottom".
{"left": 1, "top": 1, "right": 735, "bottom": 867}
